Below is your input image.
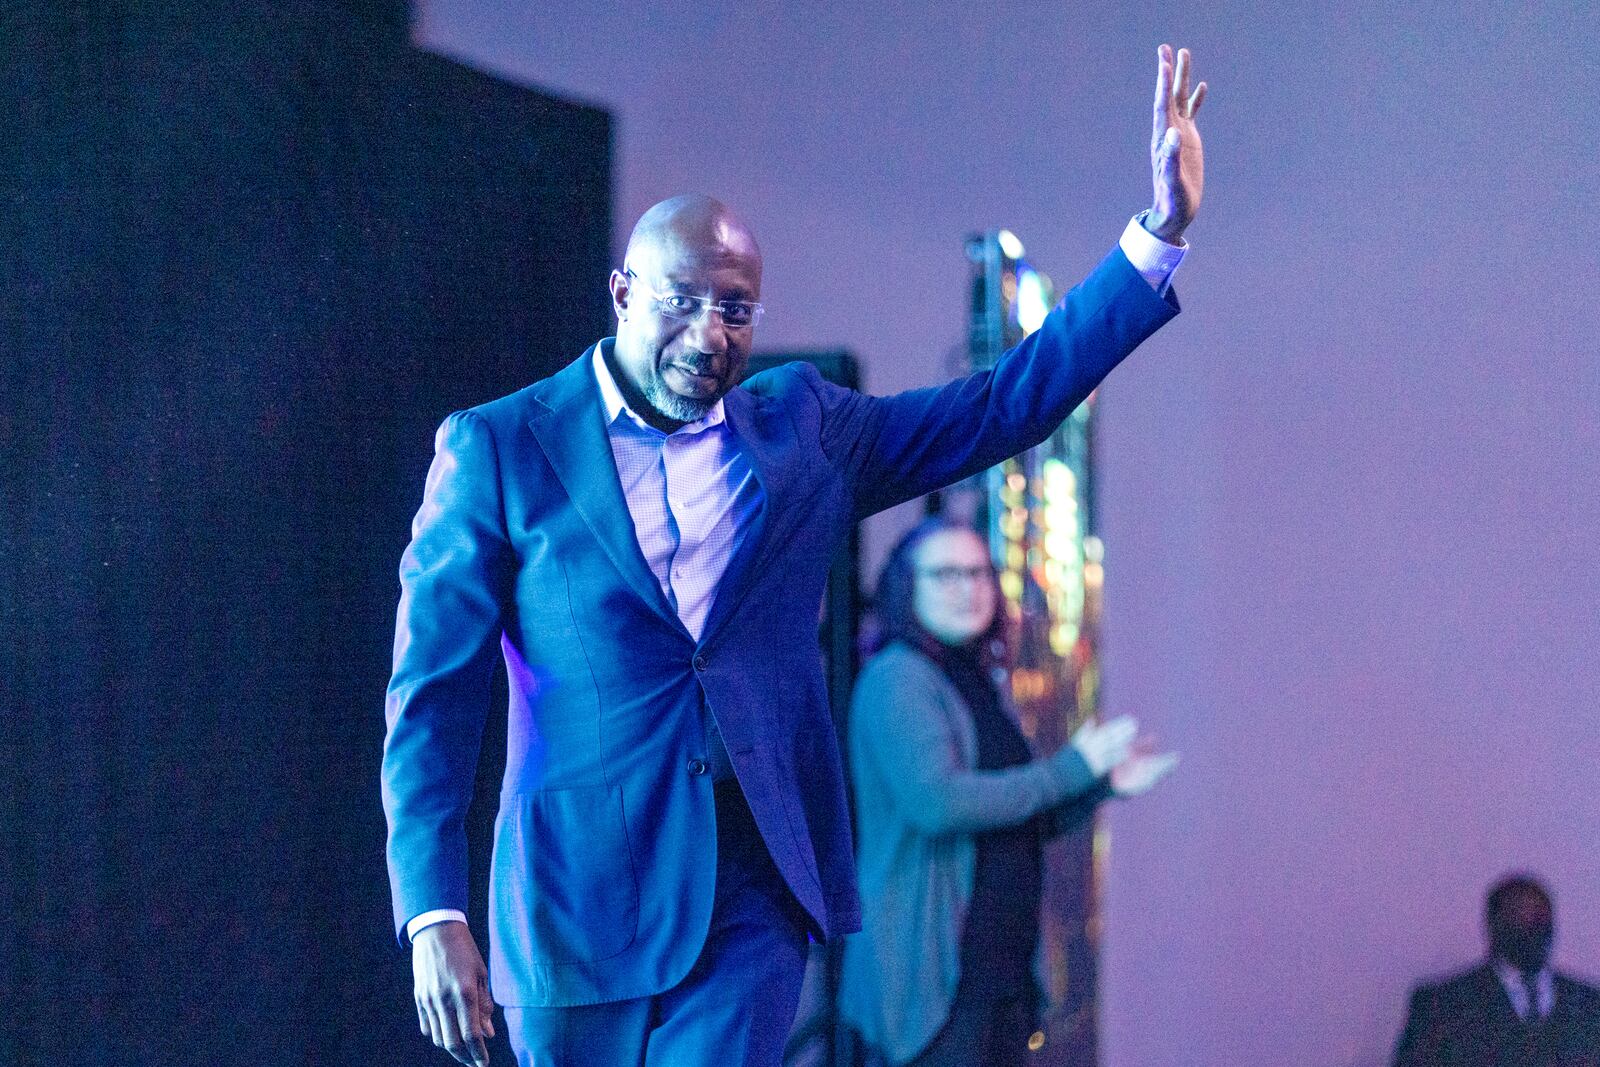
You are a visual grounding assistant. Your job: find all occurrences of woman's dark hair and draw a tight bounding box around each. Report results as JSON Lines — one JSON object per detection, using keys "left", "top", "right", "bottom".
{"left": 869, "top": 515, "right": 1008, "bottom": 661}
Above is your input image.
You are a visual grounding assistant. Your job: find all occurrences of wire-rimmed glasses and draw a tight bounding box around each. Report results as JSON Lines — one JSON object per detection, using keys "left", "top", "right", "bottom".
{"left": 624, "top": 270, "right": 764, "bottom": 329}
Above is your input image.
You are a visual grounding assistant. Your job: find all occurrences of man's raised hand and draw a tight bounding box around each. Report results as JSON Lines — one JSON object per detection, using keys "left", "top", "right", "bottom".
{"left": 1147, "top": 44, "right": 1207, "bottom": 245}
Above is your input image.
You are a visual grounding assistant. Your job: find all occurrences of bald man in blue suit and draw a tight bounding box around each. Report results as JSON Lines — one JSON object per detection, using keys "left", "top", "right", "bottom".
{"left": 383, "top": 44, "right": 1208, "bottom": 1067}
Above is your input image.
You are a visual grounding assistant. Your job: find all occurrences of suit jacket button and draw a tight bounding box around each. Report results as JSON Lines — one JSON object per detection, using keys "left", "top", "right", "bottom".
{"left": 687, "top": 758, "right": 708, "bottom": 776}
{"left": 693, "top": 654, "right": 708, "bottom": 672}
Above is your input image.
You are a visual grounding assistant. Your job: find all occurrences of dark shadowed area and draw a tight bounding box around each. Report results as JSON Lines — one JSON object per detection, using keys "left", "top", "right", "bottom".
{"left": 1, "top": 4, "right": 608, "bottom": 1062}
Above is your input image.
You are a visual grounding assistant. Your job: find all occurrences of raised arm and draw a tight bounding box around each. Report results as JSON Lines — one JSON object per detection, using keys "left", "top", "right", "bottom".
{"left": 814, "top": 48, "right": 1209, "bottom": 518}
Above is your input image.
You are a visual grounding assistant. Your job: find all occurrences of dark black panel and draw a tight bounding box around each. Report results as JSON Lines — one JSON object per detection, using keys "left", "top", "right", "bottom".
{"left": 0, "top": 3, "right": 610, "bottom": 1063}
{"left": 744, "top": 350, "right": 863, "bottom": 1067}
{"left": 745, "top": 349, "right": 861, "bottom": 728}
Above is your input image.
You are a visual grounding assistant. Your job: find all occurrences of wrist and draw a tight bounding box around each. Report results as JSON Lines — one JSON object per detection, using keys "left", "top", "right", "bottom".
{"left": 1070, "top": 737, "right": 1112, "bottom": 779}
{"left": 409, "top": 915, "right": 467, "bottom": 943}
{"left": 1051, "top": 742, "right": 1097, "bottom": 792}
{"left": 1140, "top": 209, "right": 1185, "bottom": 246}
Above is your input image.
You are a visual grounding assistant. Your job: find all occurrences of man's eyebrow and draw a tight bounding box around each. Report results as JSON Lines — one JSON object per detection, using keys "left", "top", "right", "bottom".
{"left": 660, "top": 276, "right": 756, "bottom": 301}
{"left": 657, "top": 274, "right": 708, "bottom": 292}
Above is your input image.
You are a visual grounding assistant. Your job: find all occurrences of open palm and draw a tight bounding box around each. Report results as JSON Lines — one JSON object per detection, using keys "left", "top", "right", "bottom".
{"left": 1148, "top": 44, "right": 1207, "bottom": 244}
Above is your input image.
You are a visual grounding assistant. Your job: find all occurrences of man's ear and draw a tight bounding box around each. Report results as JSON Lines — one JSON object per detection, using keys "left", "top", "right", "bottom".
{"left": 608, "top": 269, "right": 631, "bottom": 321}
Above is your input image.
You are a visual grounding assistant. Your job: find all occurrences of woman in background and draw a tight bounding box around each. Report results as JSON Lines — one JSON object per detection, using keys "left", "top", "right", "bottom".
{"left": 838, "top": 517, "right": 1176, "bottom": 1067}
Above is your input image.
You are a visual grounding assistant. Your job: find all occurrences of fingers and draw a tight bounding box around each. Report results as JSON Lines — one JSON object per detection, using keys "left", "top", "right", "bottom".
{"left": 1156, "top": 46, "right": 1205, "bottom": 161}
{"left": 1146, "top": 751, "right": 1180, "bottom": 780}
{"left": 1111, "top": 751, "right": 1179, "bottom": 796}
{"left": 417, "top": 982, "right": 491, "bottom": 1065}
{"left": 1153, "top": 43, "right": 1173, "bottom": 147}
{"left": 1156, "top": 47, "right": 1205, "bottom": 124}
{"left": 1073, "top": 713, "right": 1136, "bottom": 748}
{"left": 422, "top": 998, "right": 445, "bottom": 1051}
{"left": 1100, "top": 714, "right": 1138, "bottom": 752}
{"left": 1138, "top": 752, "right": 1180, "bottom": 792}
{"left": 435, "top": 993, "right": 468, "bottom": 1063}
{"left": 479, "top": 973, "right": 497, "bottom": 1039}
{"left": 428, "top": 987, "right": 488, "bottom": 1066}
{"left": 453, "top": 988, "right": 490, "bottom": 1067}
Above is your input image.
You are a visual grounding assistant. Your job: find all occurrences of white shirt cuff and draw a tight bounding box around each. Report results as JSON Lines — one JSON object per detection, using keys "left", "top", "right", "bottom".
{"left": 406, "top": 909, "right": 468, "bottom": 942}
{"left": 1119, "top": 213, "right": 1187, "bottom": 291}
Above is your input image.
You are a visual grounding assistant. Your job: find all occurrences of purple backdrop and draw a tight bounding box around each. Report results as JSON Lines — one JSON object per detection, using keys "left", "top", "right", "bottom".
{"left": 413, "top": 3, "right": 1600, "bottom": 1065}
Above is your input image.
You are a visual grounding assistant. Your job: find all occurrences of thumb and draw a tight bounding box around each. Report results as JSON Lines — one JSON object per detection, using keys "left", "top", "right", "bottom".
{"left": 1162, "top": 127, "right": 1181, "bottom": 157}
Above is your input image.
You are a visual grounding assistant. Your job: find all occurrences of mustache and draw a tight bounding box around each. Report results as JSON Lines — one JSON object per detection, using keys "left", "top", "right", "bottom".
{"left": 668, "top": 353, "right": 722, "bottom": 375}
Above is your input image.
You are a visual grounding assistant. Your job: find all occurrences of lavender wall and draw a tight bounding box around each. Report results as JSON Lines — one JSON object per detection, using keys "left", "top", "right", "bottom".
{"left": 414, "top": 3, "right": 1600, "bottom": 1065}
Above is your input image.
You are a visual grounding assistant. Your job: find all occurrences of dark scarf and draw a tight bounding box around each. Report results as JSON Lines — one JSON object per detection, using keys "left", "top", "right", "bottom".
{"left": 921, "top": 635, "right": 1042, "bottom": 990}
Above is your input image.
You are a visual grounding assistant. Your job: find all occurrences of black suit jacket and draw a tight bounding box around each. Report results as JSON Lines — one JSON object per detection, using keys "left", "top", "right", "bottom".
{"left": 1394, "top": 963, "right": 1600, "bottom": 1067}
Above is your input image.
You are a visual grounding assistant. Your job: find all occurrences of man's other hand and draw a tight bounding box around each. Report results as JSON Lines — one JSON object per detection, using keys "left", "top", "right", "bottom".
{"left": 1147, "top": 44, "right": 1208, "bottom": 244}
{"left": 413, "top": 920, "right": 495, "bottom": 1066}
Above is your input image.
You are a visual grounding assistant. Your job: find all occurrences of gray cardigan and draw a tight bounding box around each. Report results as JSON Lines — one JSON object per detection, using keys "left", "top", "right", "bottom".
{"left": 837, "top": 641, "right": 1105, "bottom": 1064}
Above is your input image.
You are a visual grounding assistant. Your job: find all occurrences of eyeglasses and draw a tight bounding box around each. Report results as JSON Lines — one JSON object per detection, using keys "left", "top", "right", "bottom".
{"left": 624, "top": 270, "right": 764, "bottom": 329}
{"left": 916, "top": 564, "right": 993, "bottom": 586}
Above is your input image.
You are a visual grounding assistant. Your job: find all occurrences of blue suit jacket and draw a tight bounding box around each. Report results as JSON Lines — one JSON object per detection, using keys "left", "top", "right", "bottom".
{"left": 382, "top": 246, "right": 1178, "bottom": 1008}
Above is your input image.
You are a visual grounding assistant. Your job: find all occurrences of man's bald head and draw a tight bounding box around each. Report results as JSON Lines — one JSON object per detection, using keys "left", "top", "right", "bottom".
{"left": 622, "top": 194, "right": 762, "bottom": 284}
{"left": 606, "top": 195, "right": 764, "bottom": 432}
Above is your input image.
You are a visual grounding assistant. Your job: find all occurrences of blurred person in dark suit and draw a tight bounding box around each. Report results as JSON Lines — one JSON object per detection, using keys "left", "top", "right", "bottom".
{"left": 1394, "top": 875, "right": 1600, "bottom": 1067}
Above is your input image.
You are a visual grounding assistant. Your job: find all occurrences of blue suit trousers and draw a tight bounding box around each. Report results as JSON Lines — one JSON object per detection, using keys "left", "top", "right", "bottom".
{"left": 505, "top": 782, "right": 811, "bottom": 1067}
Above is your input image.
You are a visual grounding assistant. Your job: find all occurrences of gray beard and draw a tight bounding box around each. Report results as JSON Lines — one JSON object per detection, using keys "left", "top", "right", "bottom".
{"left": 643, "top": 374, "right": 717, "bottom": 424}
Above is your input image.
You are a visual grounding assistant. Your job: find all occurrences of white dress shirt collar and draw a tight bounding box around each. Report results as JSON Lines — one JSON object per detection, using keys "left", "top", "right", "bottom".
{"left": 592, "top": 339, "right": 726, "bottom": 435}
{"left": 1493, "top": 958, "right": 1555, "bottom": 1020}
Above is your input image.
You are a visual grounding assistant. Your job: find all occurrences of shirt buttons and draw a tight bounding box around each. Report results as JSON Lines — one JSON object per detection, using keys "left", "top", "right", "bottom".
{"left": 687, "top": 758, "right": 708, "bottom": 776}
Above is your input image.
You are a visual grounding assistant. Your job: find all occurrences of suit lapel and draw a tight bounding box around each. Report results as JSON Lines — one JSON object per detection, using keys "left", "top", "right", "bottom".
{"left": 526, "top": 348, "right": 688, "bottom": 636}
{"left": 699, "top": 387, "right": 793, "bottom": 644}
{"left": 1548, "top": 974, "right": 1584, "bottom": 1030}
{"left": 1475, "top": 964, "right": 1528, "bottom": 1032}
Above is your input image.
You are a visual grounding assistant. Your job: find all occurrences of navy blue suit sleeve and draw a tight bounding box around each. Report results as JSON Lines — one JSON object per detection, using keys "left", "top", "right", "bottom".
{"left": 1392, "top": 985, "right": 1442, "bottom": 1067}
{"left": 381, "top": 410, "right": 511, "bottom": 944}
{"left": 805, "top": 246, "right": 1178, "bottom": 518}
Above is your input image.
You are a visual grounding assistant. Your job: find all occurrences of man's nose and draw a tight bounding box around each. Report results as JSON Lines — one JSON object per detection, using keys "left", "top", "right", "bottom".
{"left": 683, "top": 306, "right": 728, "bottom": 353}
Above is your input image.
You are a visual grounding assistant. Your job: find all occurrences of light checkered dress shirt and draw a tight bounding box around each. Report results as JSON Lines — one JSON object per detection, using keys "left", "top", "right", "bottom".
{"left": 590, "top": 341, "right": 764, "bottom": 642}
